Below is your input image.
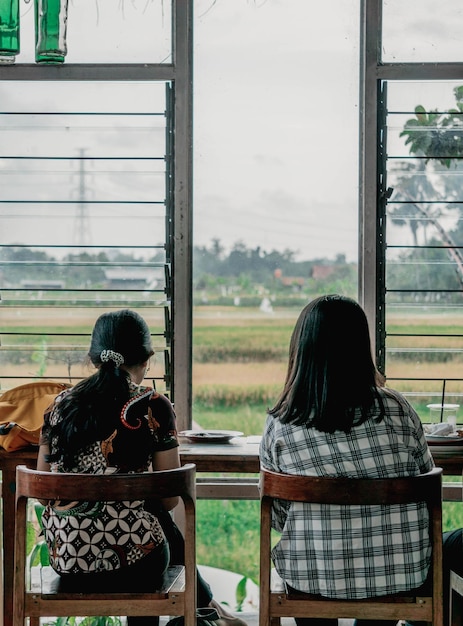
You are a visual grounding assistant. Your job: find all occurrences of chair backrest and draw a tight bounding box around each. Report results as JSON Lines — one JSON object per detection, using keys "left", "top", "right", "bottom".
{"left": 259, "top": 466, "right": 443, "bottom": 626}
{"left": 13, "top": 463, "right": 197, "bottom": 626}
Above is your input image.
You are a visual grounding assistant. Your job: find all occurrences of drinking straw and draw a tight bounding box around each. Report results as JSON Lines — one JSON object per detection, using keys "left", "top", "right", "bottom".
{"left": 440, "top": 379, "right": 446, "bottom": 422}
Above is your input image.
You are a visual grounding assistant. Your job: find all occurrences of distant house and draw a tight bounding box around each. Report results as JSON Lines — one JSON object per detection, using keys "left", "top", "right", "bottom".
{"left": 104, "top": 268, "right": 163, "bottom": 290}
{"left": 311, "top": 265, "right": 336, "bottom": 280}
{"left": 274, "top": 269, "right": 305, "bottom": 290}
{"left": 279, "top": 276, "right": 305, "bottom": 287}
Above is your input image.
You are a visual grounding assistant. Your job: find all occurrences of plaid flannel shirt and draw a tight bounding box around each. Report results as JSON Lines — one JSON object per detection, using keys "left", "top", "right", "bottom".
{"left": 259, "top": 387, "right": 435, "bottom": 599}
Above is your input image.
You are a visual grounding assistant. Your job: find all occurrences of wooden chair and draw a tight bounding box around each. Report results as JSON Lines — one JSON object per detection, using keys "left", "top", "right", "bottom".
{"left": 259, "top": 467, "right": 443, "bottom": 626}
{"left": 13, "top": 463, "right": 197, "bottom": 626}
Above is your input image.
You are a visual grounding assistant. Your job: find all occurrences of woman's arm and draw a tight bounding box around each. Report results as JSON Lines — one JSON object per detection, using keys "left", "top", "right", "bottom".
{"left": 37, "top": 435, "right": 51, "bottom": 472}
{"left": 152, "top": 445, "right": 181, "bottom": 510}
{"left": 36, "top": 435, "right": 51, "bottom": 504}
{"left": 37, "top": 399, "right": 58, "bottom": 474}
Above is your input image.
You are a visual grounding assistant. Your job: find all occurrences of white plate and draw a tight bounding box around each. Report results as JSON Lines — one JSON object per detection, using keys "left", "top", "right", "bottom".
{"left": 425, "top": 435, "right": 463, "bottom": 445}
{"left": 179, "top": 430, "right": 244, "bottom": 444}
{"left": 427, "top": 445, "right": 463, "bottom": 457}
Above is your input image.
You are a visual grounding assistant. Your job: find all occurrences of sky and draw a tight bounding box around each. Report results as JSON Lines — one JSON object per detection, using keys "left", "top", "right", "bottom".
{"left": 2, "top": 0, "right": 463, "bottom": 263}
{"left": 193, "top": 0, "right": 360, "bottom": 261}
{"left": 0, "top": 0, "right": 360, "bottom": 263}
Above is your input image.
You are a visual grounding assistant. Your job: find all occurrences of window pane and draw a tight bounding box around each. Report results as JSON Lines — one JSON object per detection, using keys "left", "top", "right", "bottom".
{"left": 0, "top": 81, "right": 170, "bottom": 391}
{"left": 384, "top": 80, "right": 463, "bottom": 419}
{"left": 383, "top": 0, "right": 463, "bottom": 62}
{"left": 0, "top": 82, "right": 166, "bottom": 247}
{"left": 15, "top": 1, "right": 171, "bottom": 64}
{"left": 192, "top": 0, "right": 360, "bottom": 434}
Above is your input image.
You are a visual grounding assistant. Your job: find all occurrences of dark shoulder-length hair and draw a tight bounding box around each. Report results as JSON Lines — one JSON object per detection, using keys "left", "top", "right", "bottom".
{"left": 268, "top": 295, "right": 385, "bottom": 433}
{"left": 46, "top": 309, "right": 154, "bottom": 467}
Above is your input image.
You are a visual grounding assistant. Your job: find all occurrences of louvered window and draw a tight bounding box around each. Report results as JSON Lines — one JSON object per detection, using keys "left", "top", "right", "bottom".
{"left": 0, "top": 82, "right": 171, "bottom": 387}
{"left": 360, "top": 1, "right": 463, "bottom": 420}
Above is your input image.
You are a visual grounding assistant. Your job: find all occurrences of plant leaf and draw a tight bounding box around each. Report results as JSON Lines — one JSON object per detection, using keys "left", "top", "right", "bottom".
{"left": 235, "top": 575, "right": 247, "bottom": 611}
{"left": 29, "top": 543, "right": 41, "bottom": 568}
{"left": 40, "top": 541, "right": 50, "bottom": 566}
{"left": 34, "top": 502, "right": 46, "bottom": 530}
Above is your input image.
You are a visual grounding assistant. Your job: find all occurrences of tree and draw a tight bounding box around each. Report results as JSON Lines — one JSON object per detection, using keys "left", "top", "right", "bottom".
{"left": 401, "top": 88, "right": 463, "bottom": 167}
{"left": 391, "top": 86, "right": 463, "bottom": 290}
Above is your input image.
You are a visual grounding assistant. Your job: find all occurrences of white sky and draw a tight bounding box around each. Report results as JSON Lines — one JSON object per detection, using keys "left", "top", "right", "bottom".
{"left": 2, "top": 1, "right": 463, "bottom": 262}
{"left": 193, "top": 0, "right": 359, "bottom": 261}
{"left": 0, "top": 0, "right": 360, "bottom": 262}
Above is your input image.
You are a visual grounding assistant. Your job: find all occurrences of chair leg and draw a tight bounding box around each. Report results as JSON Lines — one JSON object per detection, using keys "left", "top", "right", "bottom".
{"left": 270, "top": 619, "right": 280, "bottom": 626}
{"left": 30, "top": 618, "right": 40, "bottom": 626}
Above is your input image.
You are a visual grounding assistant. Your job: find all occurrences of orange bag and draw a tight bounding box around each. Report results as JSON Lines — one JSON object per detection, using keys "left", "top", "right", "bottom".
{"left": 0, "top": 381, "right": 71, "bottom": 452}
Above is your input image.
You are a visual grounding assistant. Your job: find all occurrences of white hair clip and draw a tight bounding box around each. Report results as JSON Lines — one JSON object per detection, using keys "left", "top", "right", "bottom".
{"left": 100, "top": 349, "right": 125, "bottom": 367}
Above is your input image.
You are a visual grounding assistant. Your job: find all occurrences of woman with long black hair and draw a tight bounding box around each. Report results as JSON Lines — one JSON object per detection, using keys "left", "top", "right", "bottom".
{"left": 38, "top": 309, "right": 247, "bottom": 626}
{"left": 260, "top": 294, "right": 462, "bottom": 626}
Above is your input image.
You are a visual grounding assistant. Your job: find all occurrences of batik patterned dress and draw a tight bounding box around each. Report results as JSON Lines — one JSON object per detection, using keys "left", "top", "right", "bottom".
{"left": 41, "top": 386, "right": 179, "bottom": 575}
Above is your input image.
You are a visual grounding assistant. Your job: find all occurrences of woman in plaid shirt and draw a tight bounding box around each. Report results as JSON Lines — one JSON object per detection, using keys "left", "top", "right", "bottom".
{"left": 260, "top": 295, "right": 462, "bottom": 626}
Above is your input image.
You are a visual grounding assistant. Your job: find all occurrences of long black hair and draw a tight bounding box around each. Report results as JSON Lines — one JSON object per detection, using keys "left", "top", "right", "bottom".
{"left": 269, "top": 295, "right": 385, "bottom": 433}
{"left": 46, "top": 309, "right": 154, "bottom": 467}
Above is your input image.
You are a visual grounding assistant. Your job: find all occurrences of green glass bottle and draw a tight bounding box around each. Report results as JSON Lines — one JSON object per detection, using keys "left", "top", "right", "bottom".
{"left": 34, "top": 0, "right": 69, "bottom": 64}
{"left": 0, "top": 0, "right": 19, "bottom": 64}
